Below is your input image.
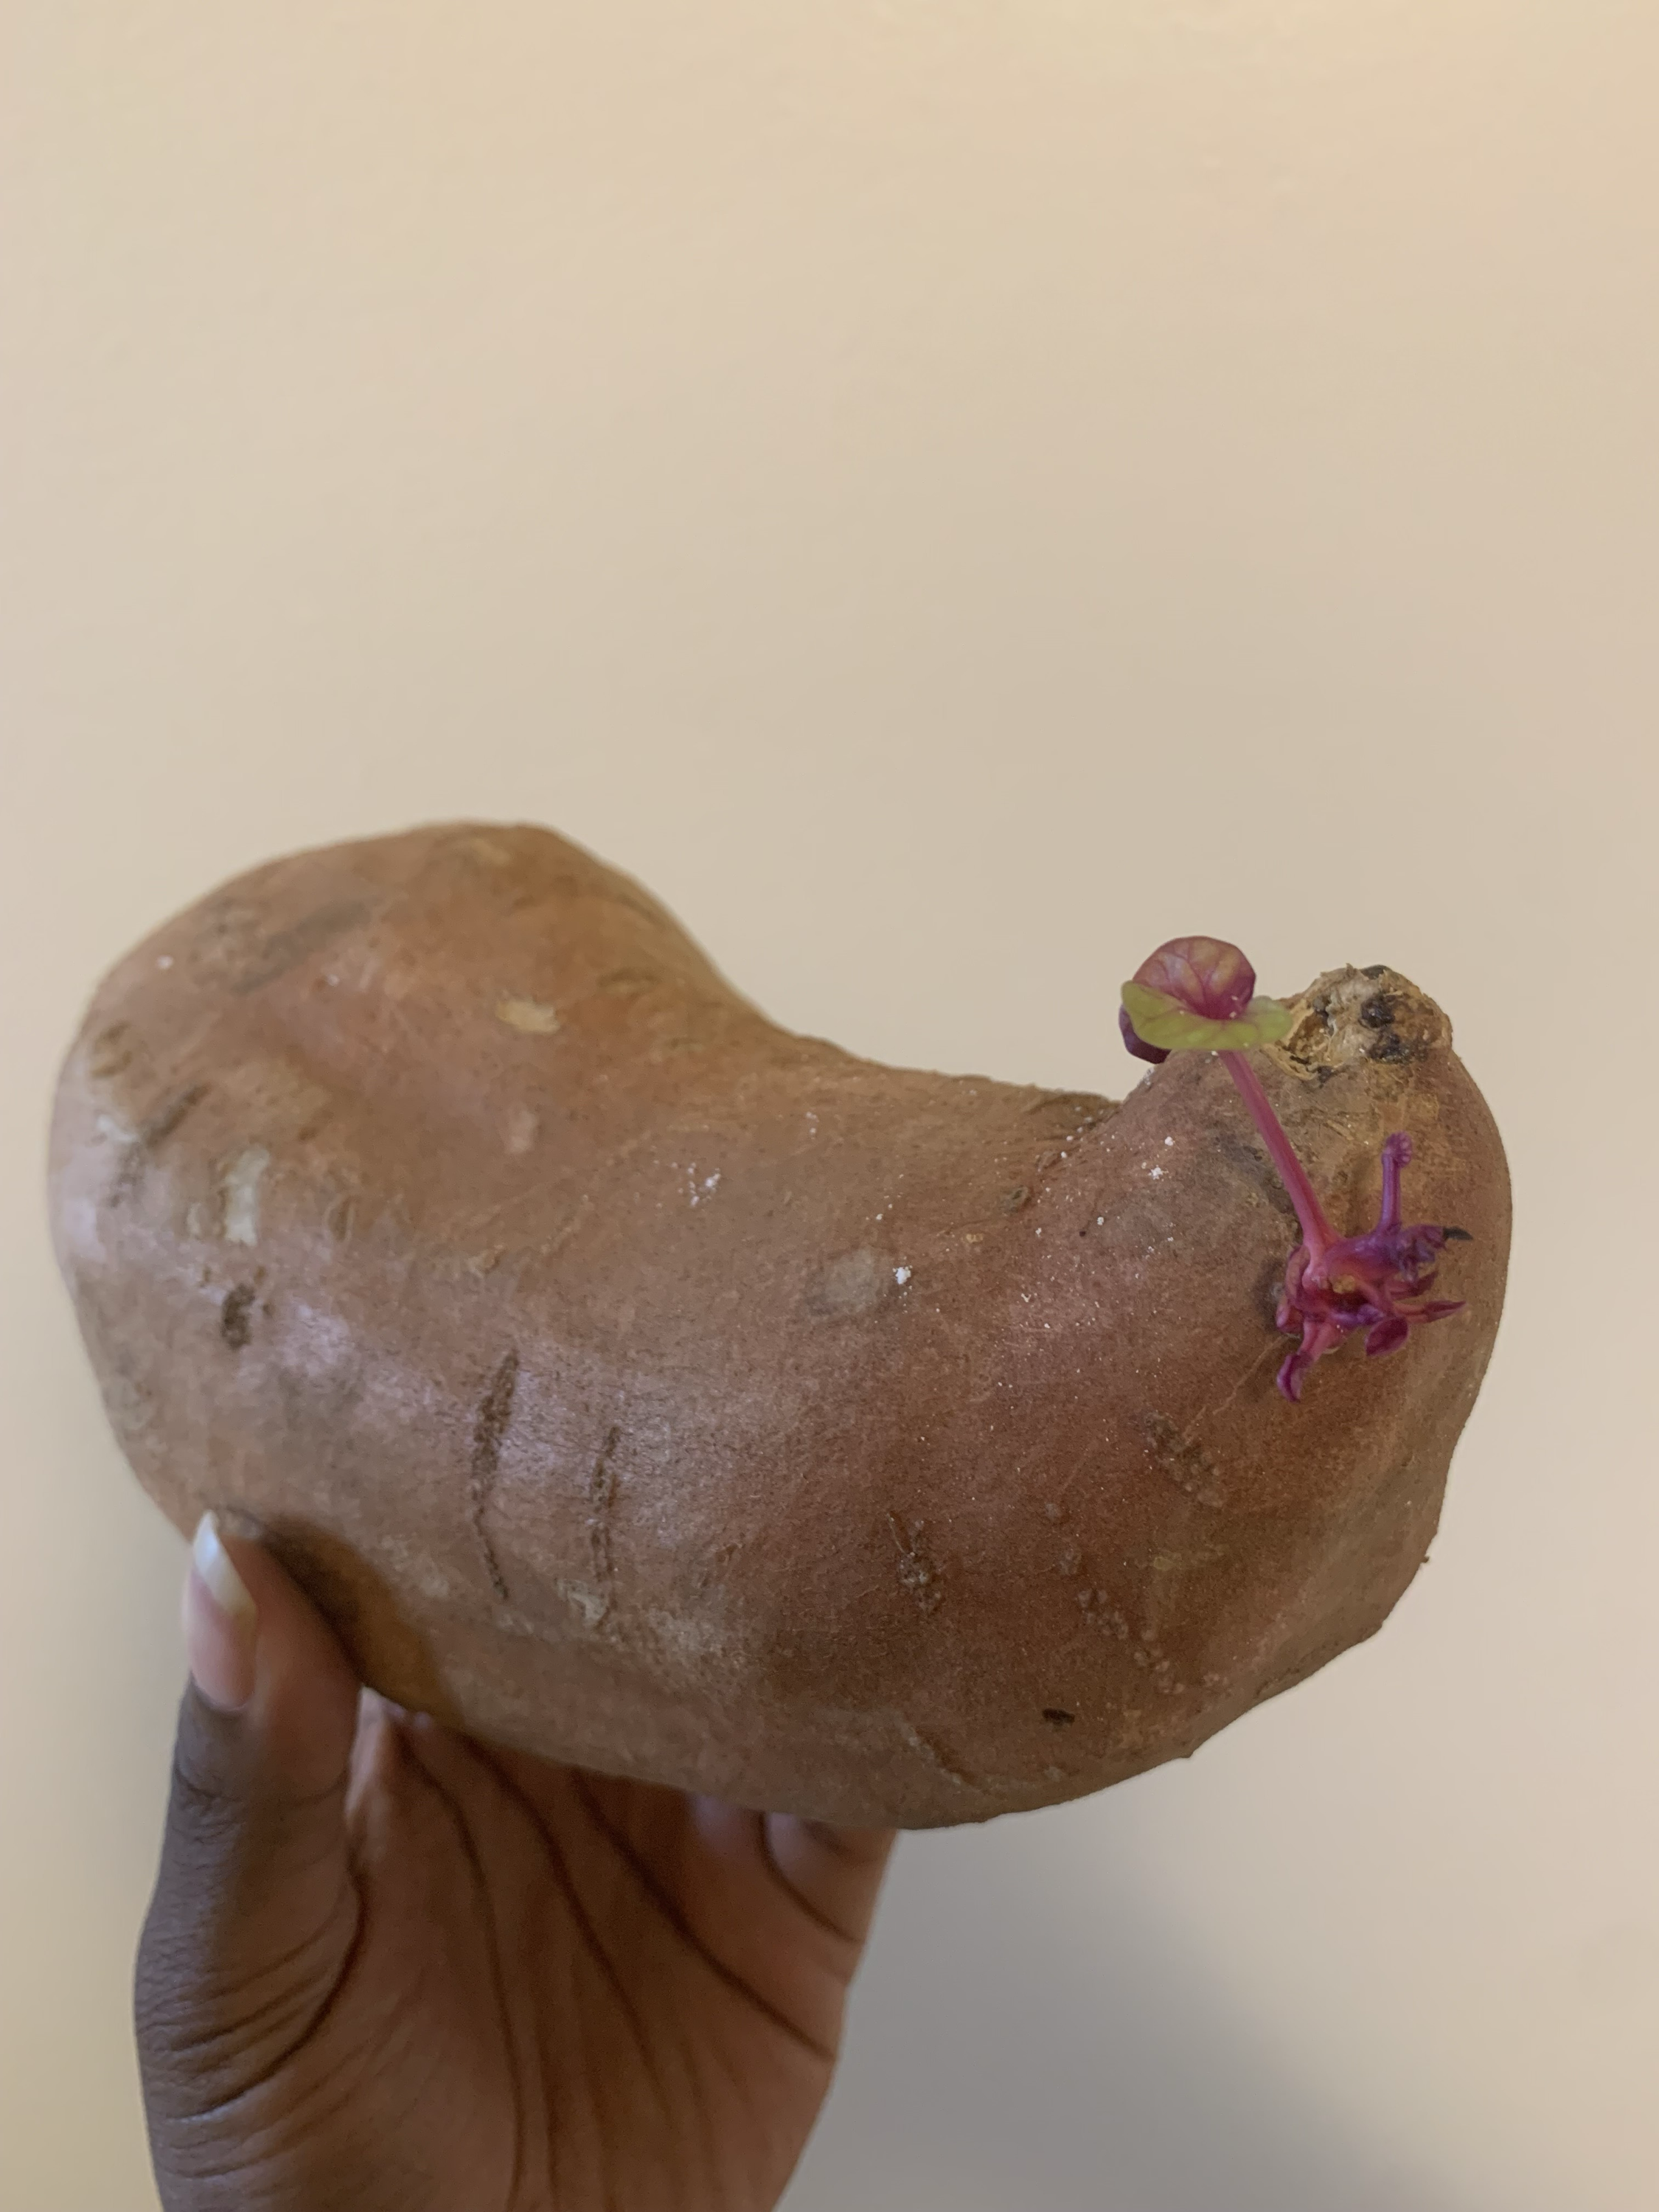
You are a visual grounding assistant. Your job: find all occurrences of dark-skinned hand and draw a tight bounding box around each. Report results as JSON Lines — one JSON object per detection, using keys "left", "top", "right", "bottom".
{"left": 136, "top": 1514, "right": 894, "bottom": 2211}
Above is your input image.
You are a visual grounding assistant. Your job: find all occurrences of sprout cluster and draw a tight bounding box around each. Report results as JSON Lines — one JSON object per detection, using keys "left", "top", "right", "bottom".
{"left": 1121, "top": 938, "right": 1466, "bottom": 1402}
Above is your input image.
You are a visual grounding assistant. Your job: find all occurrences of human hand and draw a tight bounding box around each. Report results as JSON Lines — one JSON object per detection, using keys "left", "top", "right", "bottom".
{"left": 136, "top": 1516, "right": 894, "bottom": 2211}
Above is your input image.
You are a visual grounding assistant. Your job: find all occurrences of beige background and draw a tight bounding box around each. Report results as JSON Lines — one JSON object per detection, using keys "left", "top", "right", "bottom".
{"left": 3, "top": 4, "right": 1655, "bottom": 2206}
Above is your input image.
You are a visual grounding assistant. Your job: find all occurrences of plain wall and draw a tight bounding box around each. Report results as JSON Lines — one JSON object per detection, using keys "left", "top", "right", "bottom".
{"left": 3, "top": 4, "right": 1655, "bottom": 2206}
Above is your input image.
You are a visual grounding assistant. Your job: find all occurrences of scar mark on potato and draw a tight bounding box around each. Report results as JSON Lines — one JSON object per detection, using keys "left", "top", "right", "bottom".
{"left": 467, "top": 1350, "right": 519, "bottom": 1603}
{"left": 596, "top": 965, "right": 661, "bottom": 997}
{"left": 110, "top": 1081, "right": 211, "bottom": 1200}
{"left": 1022, "top": 1090, "right": 1112, "bottom": 1134}
{"left": 456, "top": 832, "right": 514, "bottom": 869}
{"left": 88, "top": 1023, "right": 136, "bottom": 1080}
{"left": 586, "top": 1424, "right": 622, "bottom": 1618}
{"left": 221, "top": 1144, "right": 271, "bottom": 1245}
{"left": 1130, "top": 1629, "right": 1183, "bottom": 1694}
{"left": 496, "top": 995, "right": 560, "bottom": 1034}
{"left": 1143, "top": 1412, "right": 1225, "bottom": 1509}
{"left": 1183, "top": 1336, "right": 1282, "bottom": 1436}
{"left": 1150, "top": 1542, "right": 1226, "bottom": 1574}
{"left": 1078, "top": 1590, "right": 1130, "bottom": 1638}
{"left": 220, "top": 1282, "right": 257, "bottom": 1349}
{"left": 896, "top": 1718, "right": 970, "bottom": 1788}
{"left": 813, "top": 1248, "right": 888, "bottom": 1318}
{"left": 888, "top": 1514, "right": 944, "bottom": 1615}
{"left": 538, "top": 1192, "right": 595, "bottom": 1262}
{"left": 230, "top": 899, "right": 372, "bottom": 995}
{"left": 143, "top": 1083, "right": 209, "bottom": 1147}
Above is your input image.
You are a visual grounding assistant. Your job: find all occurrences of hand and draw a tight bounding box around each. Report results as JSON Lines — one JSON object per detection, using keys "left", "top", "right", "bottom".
{"left": 137, "top": 1516, "right": 894, "bottom": 2212}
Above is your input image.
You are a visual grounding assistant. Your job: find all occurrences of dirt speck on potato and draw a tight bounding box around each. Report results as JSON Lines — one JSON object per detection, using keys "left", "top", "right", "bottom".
{"left": 220, "top": 1282, "right": 257, "bottom": 1349}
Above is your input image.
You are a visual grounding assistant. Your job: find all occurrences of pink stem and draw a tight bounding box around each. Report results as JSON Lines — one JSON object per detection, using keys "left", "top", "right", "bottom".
{"left": 1221, "top": 1051, "right": 1335, "bottom": 1259}
{"left": 1377, "top": 1132, "right": 1410, "bottom": 1229}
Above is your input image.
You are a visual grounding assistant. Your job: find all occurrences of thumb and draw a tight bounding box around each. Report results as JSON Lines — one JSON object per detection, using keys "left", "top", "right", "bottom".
{"left": 137, "top": 1513, "right": 364, "bottom": 2122}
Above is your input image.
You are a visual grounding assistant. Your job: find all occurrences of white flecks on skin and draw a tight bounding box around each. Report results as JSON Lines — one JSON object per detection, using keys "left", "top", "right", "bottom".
{"left": 557, "top": 1582, "right": 611, "bottom": 1630}
{"left": 222, "top": 1145, "right": 271, "bottom": 1245}
{"left": 156, "top": 953, "right": 174, "bottom": 970}
{"left": 62, "top": 1194, "right": 105, "bottom": 1262}
{"left": 369, "top": 1533, "right": 454, "bottom": 1605}
{"left": 1151, "top": 1166, "right": 1164, "bottom": 1180}
{"left": 894, "top": 1265, "right": 912, "bottom": 1286}
{"left": 504, "top": 1105, "right": 539, "bottom": 1156}
{"left": 408, "top": 1554, "right": 454, "bottom": 1603}
{"left": 495, "top": 995, "right": 560, "bottom": 1034}
{"left": 281, "top": 1300, "right": 358, "bottom": 1380}
{"left": 1164, "top": 1135, "right": 1175, "bottom": 1147}
{"left": 645, "top": 1608, "right": 726, "bottom": 1665}
{"left": 94, "top": 1111, "right": 138, "bottom": 1148}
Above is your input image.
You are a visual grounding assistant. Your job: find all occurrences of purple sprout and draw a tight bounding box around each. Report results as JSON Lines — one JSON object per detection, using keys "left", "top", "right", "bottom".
{"left": 1120, "top": 936, "right": 1467, "bottom": 1402}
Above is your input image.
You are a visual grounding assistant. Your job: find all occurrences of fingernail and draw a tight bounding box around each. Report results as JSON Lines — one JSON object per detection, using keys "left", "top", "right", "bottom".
{"left": 183, "top": 1511, "right": 258, "bottom": 1711}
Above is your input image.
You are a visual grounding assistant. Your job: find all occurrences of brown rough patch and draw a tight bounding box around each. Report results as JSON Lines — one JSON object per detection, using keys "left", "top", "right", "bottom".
{"left": 220, "top": 1282, "right": 257, "bottom": 1350}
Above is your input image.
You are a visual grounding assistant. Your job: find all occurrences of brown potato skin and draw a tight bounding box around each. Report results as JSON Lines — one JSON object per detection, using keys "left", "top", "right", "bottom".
{"left": 48, "top": 824, "right": 1509, "bottom": 1826}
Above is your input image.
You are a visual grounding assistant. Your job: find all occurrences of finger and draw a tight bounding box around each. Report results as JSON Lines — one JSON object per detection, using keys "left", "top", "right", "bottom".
{"left": 137, "top": 1513, "right": 364, "bottom": 2118}
{"left": 681, "top": 1799, "right": 894, "bottom": 2057}
{"left": 759, "top": 1815, "right": 896, "bottom": 1948}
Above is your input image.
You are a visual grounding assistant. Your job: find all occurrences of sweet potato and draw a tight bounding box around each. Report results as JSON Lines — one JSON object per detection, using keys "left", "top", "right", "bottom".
{"left": 49, "top": 824, "right": 1509, "bottom": 1826}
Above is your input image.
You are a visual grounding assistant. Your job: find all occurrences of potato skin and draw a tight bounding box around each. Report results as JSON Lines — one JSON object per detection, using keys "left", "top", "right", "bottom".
{"left": 49, "top": 824, "right": 1509, "bottom": 1826}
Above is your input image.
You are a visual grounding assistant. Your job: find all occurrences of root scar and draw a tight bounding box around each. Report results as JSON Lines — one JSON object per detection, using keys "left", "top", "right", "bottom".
{"left": 468, "top": 1349, "right": 519, "bottom": 1602}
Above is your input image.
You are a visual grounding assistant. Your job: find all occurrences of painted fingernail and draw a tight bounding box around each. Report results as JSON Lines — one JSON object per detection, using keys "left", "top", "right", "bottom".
{"left": 182, "top": 1512, "right": 258, "bottom": 1711}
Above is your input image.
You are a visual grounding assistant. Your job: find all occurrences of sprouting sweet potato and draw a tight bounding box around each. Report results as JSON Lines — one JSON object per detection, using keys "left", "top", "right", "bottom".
{"left": 49, "top": 824, "right": 1509, "bottom": 1826}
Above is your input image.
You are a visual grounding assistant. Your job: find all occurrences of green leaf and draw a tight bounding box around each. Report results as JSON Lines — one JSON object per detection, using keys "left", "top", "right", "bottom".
{"left": 1120, "top": 981, "right": 1295, "bottom": 1055}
